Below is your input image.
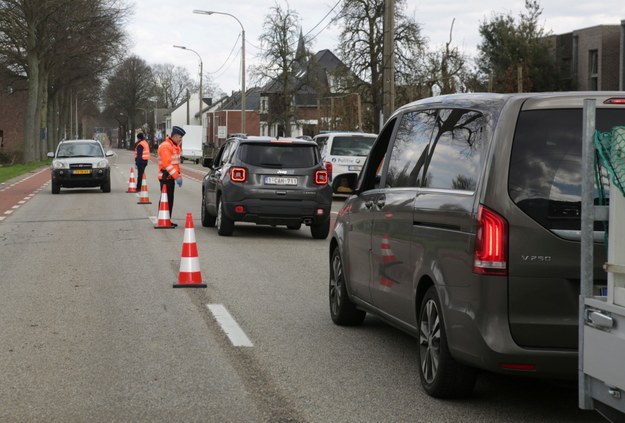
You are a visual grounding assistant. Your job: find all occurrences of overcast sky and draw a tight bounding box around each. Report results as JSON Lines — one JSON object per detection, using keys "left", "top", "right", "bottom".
{"left": 126, "top": 0, "right": 625, "bottom": 95}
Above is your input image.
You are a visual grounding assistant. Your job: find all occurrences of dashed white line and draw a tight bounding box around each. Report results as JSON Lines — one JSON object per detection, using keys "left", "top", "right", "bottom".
{"left": 207, "top": 304, "right": 253, "bottom": 347}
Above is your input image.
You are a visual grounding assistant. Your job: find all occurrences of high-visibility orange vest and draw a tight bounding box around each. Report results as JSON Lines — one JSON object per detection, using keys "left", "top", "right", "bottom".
{"left": 134, "top": 140, "right": 150, "bottom": 161}
{"left": 157, "top": 137, "right": 181, "bottom": 180}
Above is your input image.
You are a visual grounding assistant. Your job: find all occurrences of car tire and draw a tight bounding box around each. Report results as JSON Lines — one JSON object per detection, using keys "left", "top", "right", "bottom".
{"left": 287, "top": 223, "right": 301, "bottom": 230}
{"left": 51, "top": 181, "right": 60, "bottom": 194}
{"left": 216, "top": 197, "right": 234, "bottom": 236}
{"left": 329, "top": 248, "right": 366, "bottom": 326}
{"left": 417, "top": 285, "right": 477, "bottom": 398}
{"left": 201, "top": 191, "right": 216, "bottom": 227}
{"left": 310, "top": 219, "right": 330, "bottom": 239}
{"left": 101, "top": 177, "right": 111, "bottom": 193}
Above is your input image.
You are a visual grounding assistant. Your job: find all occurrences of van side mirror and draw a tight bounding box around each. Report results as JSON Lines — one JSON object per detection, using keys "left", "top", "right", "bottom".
{"left": 202, "top": 157, "right": 214, "bottom": 168}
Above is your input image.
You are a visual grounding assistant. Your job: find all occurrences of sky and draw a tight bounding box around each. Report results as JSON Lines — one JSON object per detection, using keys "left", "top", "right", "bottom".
{"left": 127, "top": 0, "right": 625, "bottom": 95}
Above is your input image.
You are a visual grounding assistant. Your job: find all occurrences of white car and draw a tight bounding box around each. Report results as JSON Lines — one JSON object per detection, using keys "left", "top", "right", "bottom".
{"left": 313, "top": 132, "right": 377, "bottom": 194}
{"left": 47, "top": 139, "right": 114, "bottom": 194}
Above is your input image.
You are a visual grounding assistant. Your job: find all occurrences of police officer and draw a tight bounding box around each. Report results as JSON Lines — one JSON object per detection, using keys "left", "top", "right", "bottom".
{"left": 157, "top": 126, "right": 185, "bottom": 226}
{"left": 134, "top": 132, "right": 150, "bottom": 187}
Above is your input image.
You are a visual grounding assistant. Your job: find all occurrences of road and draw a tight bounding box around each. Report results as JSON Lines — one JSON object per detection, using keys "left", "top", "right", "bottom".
{"left": 0, "top": 149, "right": 602, "bottom": 422}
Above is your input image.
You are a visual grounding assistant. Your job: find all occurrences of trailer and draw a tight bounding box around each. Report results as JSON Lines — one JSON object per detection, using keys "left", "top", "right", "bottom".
{"left": 580, "top": 99, "right": 625, "bottom": 422}
{"left": 180, "top": 125, "right": 203, "bottom": 164}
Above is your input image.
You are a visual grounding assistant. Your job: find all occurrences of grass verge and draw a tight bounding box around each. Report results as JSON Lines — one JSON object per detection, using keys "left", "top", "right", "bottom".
{"left": 0, "top": 160, "right": 50, "bottom": 184}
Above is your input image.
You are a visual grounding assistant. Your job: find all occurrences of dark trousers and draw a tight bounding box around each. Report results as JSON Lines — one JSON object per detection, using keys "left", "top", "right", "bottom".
{"left": 136, "top": 163, "right": 147, "bottom": 188}
{"left": 159, "top": 178, "right": 176, "bottom": 217}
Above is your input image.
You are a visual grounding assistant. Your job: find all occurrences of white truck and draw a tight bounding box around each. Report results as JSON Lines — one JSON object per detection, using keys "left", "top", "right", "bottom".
{"left": 180, "top": 125, "right": 203, "bottom": 164}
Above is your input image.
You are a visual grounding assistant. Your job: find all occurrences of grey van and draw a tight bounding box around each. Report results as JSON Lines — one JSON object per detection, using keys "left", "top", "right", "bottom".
{"left": 329, "top": 92, "right": 625, "bottom": 398}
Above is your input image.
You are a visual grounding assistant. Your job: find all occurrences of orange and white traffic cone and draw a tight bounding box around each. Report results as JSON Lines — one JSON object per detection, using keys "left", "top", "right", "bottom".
{"left": 154, "top": 184, "right": 174, "bottom": 229}
{"left": 127, "top": 167, "right": 137, "bottom": 193}
{"left": 173, "top": 212, "right": 206, "bottom": 288}
{"left": 379, "top": 234, "right": 397, "bottom": 287}
{"left": 137, "top": 173, "right": 152, "bottom": 204}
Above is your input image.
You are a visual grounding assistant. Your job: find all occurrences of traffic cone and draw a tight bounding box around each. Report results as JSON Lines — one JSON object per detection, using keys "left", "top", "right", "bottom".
{"left": 173, "top": 212, "right": 206, "bottom": 288}
{"left": 154, "top": 184, "right": 174, "bottom": 229}
{"left": 379, "top": 234, "right": 398, "bottom": 287}
{"left": 127, "top": 167, "right": 137, "bottom": 193}
{"left": 137, "top": 173, "right": 152, "bottom": 204}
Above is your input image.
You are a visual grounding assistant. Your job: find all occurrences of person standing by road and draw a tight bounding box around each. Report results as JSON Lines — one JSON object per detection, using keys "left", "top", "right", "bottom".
{"left": 134, "top": 132, "right": 150, "bottom": 186}
{"left": 157, "top": 126, "right": 185, "bottom": 226}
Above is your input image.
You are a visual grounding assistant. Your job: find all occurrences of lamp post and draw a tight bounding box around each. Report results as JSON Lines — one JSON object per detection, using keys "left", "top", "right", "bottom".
{"left": 193, "top": 9, "right": 246, "bottom": 134}
{"left": 173, "top": 45, "right": 203, "bottom": 125}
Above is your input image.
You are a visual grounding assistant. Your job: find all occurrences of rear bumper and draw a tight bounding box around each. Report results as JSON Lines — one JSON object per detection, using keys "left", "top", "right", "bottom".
{"left": 223, "top": 198, "right": 331, "bottom": 226}
{"left": 444, "top": 283, "right": 578, "bottom": 379}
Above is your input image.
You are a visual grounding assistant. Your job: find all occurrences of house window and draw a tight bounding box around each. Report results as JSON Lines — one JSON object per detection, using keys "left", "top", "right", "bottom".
{"left": 260, "top": 96, "right": 268, "bottom": 113}
{"left": 589, "top": 49, "right": 599, "bottom": 90}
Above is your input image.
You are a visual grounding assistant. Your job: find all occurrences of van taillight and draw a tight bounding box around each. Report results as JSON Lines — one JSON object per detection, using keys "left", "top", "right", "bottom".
{"left": 315, "top": 170, "right": 328, "bottom": 185}
{"left": 230, "top": 167, "right": 247, "bottom": 183}
{"left": 473, "top": 205, "right": 507, "bottom": 276}
{"left": 604, "top": 98, "right": 625, "bottom": 104}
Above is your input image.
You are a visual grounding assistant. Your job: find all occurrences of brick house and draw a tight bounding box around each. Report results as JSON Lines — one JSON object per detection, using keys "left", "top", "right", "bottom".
{"left": 259, "top": 49, "right": 363, "bottom": 138}
{"left": 204, "top": 88, "right": 262, "bottom": 148}
{"left": 0, "top": 69, "right": 28, "bottom": 161}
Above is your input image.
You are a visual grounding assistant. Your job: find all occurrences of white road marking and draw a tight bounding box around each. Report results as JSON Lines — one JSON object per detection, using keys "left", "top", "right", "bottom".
{"left": 207, "top": 304, "right": 253, "bottom": 347}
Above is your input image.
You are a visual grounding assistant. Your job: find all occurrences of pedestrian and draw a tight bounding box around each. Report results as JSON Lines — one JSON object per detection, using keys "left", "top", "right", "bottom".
{"left": 134, "top": 132, "right": 150, "bottom": 187}
{"left": 157, "top": 126, "right": 185, "bottom": 226}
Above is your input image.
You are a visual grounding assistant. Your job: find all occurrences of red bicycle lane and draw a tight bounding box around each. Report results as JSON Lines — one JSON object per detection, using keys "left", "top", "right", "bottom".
{"left": 0, "top": 167, "right": 50, "bottom": 222}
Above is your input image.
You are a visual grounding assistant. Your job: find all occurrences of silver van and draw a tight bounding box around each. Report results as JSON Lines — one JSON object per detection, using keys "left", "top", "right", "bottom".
{"left": 329, "top": 92, "right": 625, "bottom": 398}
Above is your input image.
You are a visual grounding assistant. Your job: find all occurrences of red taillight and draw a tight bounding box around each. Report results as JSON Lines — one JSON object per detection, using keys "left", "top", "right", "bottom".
{"left": 604, "top": 98, "right": 625, "bottom": 104}
{"left": 499, "top": 363, "right": 536, "bottom": 372}
{"left": 473, "top": 205, "right": 507, "bottom": 276}
{"left": 234, "top": 205, "right": 245, "bottom": 213}
{"left": 230, "top": 167, "right": 247, "bottom": 182}
{"left": 315, "top": 169, "right": 328, "bottom": 185}
{"left": 324, "top": 161, "right": 333, "bottom": 179}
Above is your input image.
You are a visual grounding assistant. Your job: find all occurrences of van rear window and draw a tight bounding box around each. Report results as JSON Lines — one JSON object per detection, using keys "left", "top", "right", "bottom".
{"left": 509, "top": 108, "right": 625, "bottom": 230}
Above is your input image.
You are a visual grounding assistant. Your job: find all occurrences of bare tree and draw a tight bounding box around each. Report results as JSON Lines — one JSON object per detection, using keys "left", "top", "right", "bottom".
{"left": 0, "top": 0, "right": 127, "bottom": 161}
{"left": 336, "top": 0, "right": 426, "bottom": 131}
{"left": 253, "top": 2, "right": 315, "bottom": 137}
{"left": 151, "top": 63, "right": 198, "bottom": 109}
{"left": 102, "top": 55, "right": 154, "bottom": 148}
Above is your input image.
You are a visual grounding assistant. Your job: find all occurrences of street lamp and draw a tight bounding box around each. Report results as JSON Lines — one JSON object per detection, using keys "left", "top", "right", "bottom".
{"left": 193, "top": 9, "right": 246, "bottom": 134}
{"left": 173, "top": 45, "right": 203, "bottom": 125}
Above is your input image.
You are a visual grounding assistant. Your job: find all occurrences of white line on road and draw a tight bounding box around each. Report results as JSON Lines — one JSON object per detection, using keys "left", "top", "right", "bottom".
{"left": 207, "top": 304, "right": 253, "bottom": 347}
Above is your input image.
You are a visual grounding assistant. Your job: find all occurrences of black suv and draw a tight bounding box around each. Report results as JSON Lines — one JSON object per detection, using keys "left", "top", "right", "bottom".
{"left": 201, "top": 136, "right": 333, "bottom": 238}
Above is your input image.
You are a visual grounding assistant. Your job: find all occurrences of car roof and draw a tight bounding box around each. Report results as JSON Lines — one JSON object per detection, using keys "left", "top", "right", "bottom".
{"left": 58, "top": 139, "right": 100, "bottom": 144}
{"left": 314, "top": 132, "right": 377, "bottom": 137}
{"left": 235, "top": 136, "right": 318, "bottom": 146}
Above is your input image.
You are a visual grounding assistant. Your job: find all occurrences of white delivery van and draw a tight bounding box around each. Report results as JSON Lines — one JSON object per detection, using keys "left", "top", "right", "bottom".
{"left": 180, "top": 125, "right": 203, "bottom": 164}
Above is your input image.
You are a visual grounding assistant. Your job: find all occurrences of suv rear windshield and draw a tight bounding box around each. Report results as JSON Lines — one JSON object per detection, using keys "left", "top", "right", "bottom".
{"left": 238, "top": 144, "right": 318, "bottom": 168}
{"left": 509, "top": 108, "right": 625, "bottom": 230}
{"left": 329, "top": 136, "right": 376, "bottom": 156}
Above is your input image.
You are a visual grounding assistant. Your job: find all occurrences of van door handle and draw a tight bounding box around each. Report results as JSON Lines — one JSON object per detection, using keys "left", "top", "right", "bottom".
{"left": 586, "top": 310, "right": 614, "bottom": 330}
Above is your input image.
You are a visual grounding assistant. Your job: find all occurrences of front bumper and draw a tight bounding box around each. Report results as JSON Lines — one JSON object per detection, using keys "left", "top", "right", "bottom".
{"left": 51, "top": 168, "right": 110, "bottom": 187}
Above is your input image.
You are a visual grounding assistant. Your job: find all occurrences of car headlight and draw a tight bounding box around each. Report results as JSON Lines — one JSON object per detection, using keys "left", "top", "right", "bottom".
{"left": 94, "top": 159, "right": 109, "bottom": 169}
{"left": 52, "top": 160, "right": 67, "bottom": 169}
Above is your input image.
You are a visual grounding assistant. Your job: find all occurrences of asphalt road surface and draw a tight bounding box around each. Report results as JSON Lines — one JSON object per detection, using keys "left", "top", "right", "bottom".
{"left": 0, "top": 149, "right": 603, "bottom": 422}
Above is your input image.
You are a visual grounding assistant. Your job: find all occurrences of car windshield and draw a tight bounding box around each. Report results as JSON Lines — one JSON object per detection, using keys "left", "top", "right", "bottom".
{"left": 56, "top": 142, "right": 103, "bottom": 158}
{"left": 239, "top": 144, "right": 317, "bottom": 168}
{"left": 329, "top": 136, "right": 376, "bottom": 156}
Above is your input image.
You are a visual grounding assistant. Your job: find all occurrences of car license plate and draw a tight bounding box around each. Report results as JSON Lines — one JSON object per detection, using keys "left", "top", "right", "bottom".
{"left": 73, "top": 169, "right": 92, "bottom": 175}
{"left": 264, "top": 176, "right": 297, "bottom": 185}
